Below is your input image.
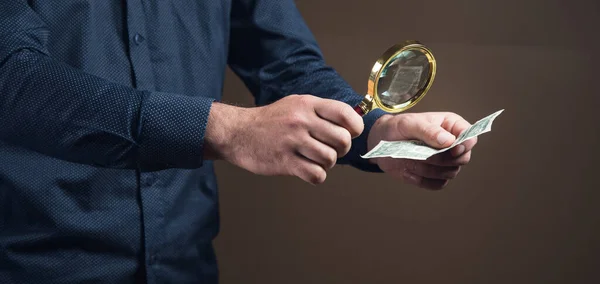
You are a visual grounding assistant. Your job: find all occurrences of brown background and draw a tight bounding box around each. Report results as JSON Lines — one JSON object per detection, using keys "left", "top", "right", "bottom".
{"left": 214, "top": 0, "right": 600, "bottom": 283}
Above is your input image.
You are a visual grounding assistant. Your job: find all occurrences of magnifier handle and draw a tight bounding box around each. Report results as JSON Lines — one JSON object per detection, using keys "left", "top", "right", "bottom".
{"left": 353, "top": 104, "right": 366, "bottom": 116}
{"left": 353, "top": 95, "right": 373, "bottom": 117}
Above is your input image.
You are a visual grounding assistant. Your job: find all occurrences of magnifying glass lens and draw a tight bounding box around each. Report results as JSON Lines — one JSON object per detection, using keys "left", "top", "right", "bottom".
{"left": 377, "top": 50, "right": 430, "bottom": 108}
{"left": 354, "top": 41, "right": 436, "bottom": 116}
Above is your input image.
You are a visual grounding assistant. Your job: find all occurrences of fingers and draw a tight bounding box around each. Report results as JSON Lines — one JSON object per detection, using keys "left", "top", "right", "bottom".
{"left": 450, "top": 138, "right": 477, "bottom": 157}
{"left": 426, "top": 150, "right": 472, "bottom": 166}
{"left": 406, "top": 160, "right": 461, "bottom": 180}
{"left": 313, "top": 98, "right": 364, "bottom": 138}
{"left": 291, "top": 154, "right": 327, "bottom": 185}
{"left": 379, "top": 157, "right": 464, "bottom": 190}
{"left": 442, "top": 113, "right": 478, "bottom": 157}
{"left": 396, "top": 115, "right": 455, "bottom": 149}
{"left": 402, "top": 171, "right": 449, "bottom": 190}
{"left": 384, "top": 158, "right": 461, "bottom": 180}
{"left": 293, "top": 134, "right": 341, "bottom": 185}
{"left": 296, "top": 138, "right": 338, "bottom": 170}
{"left": 371, "top": 112, "right": 479, "bottom": 190}
{"left": 384, "top": 166, "right": 449, "bottom": 190}
{"left": 276, "top": 95, "right": 366, "bottom": 185}
{"left": 308, "top": 119, "right": 352, "bottom": 158}
{"left": 443, "top": 113, "right": 471, "bottom": 136}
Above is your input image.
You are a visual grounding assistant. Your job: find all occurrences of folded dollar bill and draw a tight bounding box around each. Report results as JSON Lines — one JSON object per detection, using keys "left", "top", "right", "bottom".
{"left": 361, "top": 109, "right": 504, "bottom": 160}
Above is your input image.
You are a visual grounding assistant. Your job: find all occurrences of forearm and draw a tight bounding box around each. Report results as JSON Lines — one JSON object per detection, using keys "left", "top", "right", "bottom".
{"left": 0, "top": 1, "right": 212, "bottom": 170}
{"left": 0, "top": 48, "right": 213, "bottom": 171}
{"left": 202, "top": 102, "right": 249, "bottom": 161}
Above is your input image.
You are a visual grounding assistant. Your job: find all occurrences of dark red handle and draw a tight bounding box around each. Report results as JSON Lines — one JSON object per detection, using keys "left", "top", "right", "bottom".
{"left": 353, "top": 104, "right": 365, "bottom": 116}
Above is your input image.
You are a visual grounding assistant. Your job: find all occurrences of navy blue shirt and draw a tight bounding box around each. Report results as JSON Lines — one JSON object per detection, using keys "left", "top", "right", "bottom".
{"left": 0, "top": 1, "right": 384, "bottom": 283}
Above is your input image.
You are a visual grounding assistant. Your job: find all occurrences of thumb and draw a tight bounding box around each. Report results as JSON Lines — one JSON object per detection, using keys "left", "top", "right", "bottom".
{"left": 399, "top": 118, "right": 456, "bottom": 148}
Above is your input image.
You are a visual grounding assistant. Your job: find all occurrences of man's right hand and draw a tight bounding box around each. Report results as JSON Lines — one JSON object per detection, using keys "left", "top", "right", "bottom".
{"left": 204, "top": 95, "right": 364, "bottom": 184}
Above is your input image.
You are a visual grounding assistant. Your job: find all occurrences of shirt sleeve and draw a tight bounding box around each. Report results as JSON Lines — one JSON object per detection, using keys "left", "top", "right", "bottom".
{"left": 228, "top": 0, "right": 384, "bottom": 172}
{"left": 0, "top": 1, "right": 213, "bottom": 171}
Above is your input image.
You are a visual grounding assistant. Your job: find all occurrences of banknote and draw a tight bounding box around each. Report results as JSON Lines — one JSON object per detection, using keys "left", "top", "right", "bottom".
{"left": 361, "top": 109, "right": 504, "bottom": 160}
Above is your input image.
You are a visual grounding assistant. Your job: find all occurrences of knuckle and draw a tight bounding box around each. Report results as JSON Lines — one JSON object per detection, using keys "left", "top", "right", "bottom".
{"left": 427, "top": 126, "right": 440, "bottom": 142}
{"left": 283, "top": 131, "right": 298, "bottom": 146}
{"left": 319, "top": 149, "right": 337, "bottom": 169}
{"left": 337, "top": 131, "right": 352, "bottom": 154}
{"left": 310, "top": 169, "right": 326, "bottom": 184}
{"left": 447, "top": 112, "right": 463, "bottom": 120}
{"left": 296, "top": 95, "right": 314, "bottom": 108}
{"left": 287, "top": 112, "right": 309, "bottom": 129}
{"left": 457, "top": 152, "right": 471, "bottom": 165}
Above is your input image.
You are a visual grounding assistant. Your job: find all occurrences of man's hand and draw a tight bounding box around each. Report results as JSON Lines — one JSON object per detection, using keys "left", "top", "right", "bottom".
{"left": 204, "top": 95, "right": 364, "bottom": 184}
{"left": 367, "top": 112, "right": 478, "bottom": 190}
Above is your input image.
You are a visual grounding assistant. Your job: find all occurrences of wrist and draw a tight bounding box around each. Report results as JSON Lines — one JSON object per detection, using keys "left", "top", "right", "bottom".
{"left": 367, "top": 113, "right": 393, "bottom": 151}
{"left": 366, "top": 113, "right": 393, "bottom": 165}
{"left": 203, "top": 102, "right": 250, "bottom": 160}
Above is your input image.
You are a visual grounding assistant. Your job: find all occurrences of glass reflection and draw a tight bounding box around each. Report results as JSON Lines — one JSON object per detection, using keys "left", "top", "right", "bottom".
{"left": 377, "top": 49, "right": 430, "bottom": 108}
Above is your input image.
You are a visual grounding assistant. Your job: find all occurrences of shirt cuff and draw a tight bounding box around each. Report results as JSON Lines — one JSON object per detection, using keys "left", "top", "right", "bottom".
{"left": 341, "top": 107, "right": 386, "bottom": 172}
{"left": 137, "top": 91, "right": 214, "bottom": 171}
{"left": 336, "top": 94, "right": 386, "bottom": 173}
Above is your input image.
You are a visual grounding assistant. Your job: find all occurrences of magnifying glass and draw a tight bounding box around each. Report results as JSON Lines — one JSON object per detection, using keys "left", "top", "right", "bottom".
{"left": 353, "top": 40, "right": 437, "bottom": 116}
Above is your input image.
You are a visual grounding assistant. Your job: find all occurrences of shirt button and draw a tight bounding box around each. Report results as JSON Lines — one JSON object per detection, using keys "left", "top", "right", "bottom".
{"left": 143, "top": 174, "right": 156, "bottom": 186}
{"left": 133, "top": 33, "right": 145, "bottom": 45}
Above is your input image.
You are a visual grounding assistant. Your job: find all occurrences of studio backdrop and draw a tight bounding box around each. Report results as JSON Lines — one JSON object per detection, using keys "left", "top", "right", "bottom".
{"left": 214, "top": 0, "right": 600, "bottom": 283}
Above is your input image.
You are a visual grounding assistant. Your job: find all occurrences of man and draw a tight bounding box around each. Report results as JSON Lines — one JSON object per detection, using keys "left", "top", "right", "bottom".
{"left": 0, "top": 0, "right": 477, "bottom": 283}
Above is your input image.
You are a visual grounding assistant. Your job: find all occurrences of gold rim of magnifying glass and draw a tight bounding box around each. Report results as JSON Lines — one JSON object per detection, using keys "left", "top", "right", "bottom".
{"left": 365, "top": 40, "right": 437, "bottom": 113}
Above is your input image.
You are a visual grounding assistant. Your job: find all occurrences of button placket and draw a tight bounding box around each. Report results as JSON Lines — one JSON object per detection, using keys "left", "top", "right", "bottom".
{"left": 125, "top": 2, "right": 154, "bottom": 91}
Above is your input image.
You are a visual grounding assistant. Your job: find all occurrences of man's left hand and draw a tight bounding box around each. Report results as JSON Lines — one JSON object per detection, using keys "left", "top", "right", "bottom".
{"left": 367, "top": 112, "right": 478, "bottom": 190}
